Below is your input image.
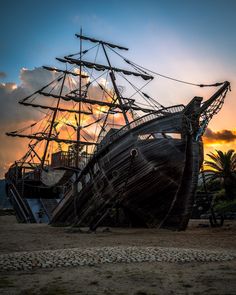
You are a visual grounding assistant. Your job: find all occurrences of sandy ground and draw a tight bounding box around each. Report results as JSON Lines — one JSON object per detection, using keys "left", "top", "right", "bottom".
{"left": 0, "top": 215, "right": 236, "bottom": 295}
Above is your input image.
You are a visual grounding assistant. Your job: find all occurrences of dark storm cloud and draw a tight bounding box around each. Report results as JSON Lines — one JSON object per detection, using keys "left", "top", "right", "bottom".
{"left": 0, "top": 82, "right": 35, "bottom": 125}
{"left": 0, "top": 67, "right": 58, "bottom": 125}
{"left": 204, "top": 128, "right": 236, "bottom": 142}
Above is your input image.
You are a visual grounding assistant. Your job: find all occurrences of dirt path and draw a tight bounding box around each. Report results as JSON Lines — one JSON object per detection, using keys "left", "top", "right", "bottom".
{"left": 0, "top": 216, "right": 236, "bottom": 294}
{"left": 1, "top": 216, "right": 236, "bottom": 253}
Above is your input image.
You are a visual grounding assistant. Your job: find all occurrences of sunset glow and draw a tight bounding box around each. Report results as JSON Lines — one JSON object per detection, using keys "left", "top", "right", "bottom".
{"left": 1, "top": 1, "right": 236, "bottom": 178}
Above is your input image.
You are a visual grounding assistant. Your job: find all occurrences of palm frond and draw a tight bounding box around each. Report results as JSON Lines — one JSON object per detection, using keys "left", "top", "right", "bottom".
{"left": 204, "top": 149, "right": 236, "bottom": 188}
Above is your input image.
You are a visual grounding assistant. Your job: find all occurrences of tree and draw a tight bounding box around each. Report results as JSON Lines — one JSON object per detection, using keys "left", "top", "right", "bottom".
{"left": 204, "top": 149, "right": 236, "bottom": 201}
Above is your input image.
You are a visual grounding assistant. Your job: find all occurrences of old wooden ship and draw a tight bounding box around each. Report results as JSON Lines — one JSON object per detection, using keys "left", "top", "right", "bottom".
{"left": 5, "top": 33, "right": 230, "bottom": 230}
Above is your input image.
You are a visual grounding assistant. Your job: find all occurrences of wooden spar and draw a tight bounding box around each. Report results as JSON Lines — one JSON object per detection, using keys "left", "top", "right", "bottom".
{"left": 101, "top": 43, "right": 130, "bottom": 126}
{"left": 38, "top": 91, "right": 71, "bottom": 100}
{"left": 41, "top": 74, "right": 67, "bottom": 168}
{"left": 19, "top": 101, "right": 92, "bottom": 115}
{"left": 195, "top": 81, "right": 231, "bottom": 138}
{"left": 6, "top": 132, "right": 97, "bottom": 145}
{"left": 75, "top": 34, "right": 129, "bottom": 51}
{"left": 42, "top": 66, "right": 89, "bottom": 78}
{"left": 39, "top": 91, "right": 157, "bottom": 113}
{"left": 57, "top": 57, "right": 153, "bottom": 80}
{"left": 199, "top": 81, "right": 230, "bottom": 113}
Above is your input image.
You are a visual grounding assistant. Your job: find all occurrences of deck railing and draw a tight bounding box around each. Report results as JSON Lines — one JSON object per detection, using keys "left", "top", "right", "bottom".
{"left": 51, "top": 151, "right": 93, "bottom": 168}
{"left": 96, "top": 104, "right": 184, "bottom": 150}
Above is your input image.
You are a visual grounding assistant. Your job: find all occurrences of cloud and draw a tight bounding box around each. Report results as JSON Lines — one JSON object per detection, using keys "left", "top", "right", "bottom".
{"left": 0, "top": 72, "right": 6, "bottom": 79}
{"left": 0, "top": 67, "right": 58, "bottom": 178}
{"left": 0, "top": 67, "right": 60, "bottom": 126}
{"left": 203, "top": 128, "right": 236, "bottom": 143}
{"left": 19, "top": 67, "right": 58, "bottom": 93}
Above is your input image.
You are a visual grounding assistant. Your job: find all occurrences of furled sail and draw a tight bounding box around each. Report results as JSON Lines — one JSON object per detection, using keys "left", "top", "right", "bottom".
{"left": 19, "top": 101, "right": 92, "bottom": 115}
{"left": 6, "top": 132, "right": 97, "bottom": 145}
{"left": 38, "top": 91, "right": 157, "bottom": 113}
{"left": 43, "top": 66, "right": 89, "bottom": 78}
{"left": 75, "top": 34, "right": 129, "bottom": 51}
{"left": 56, "top": 57, "right": 153, "bottom": 81}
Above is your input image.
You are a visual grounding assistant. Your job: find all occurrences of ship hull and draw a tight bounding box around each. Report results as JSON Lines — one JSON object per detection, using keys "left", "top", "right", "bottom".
{"left": 51, "top": 109, "right": 203, "bottom": 230}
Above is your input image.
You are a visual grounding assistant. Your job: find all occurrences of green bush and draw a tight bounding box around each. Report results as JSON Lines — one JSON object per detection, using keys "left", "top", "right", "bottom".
{"left": 214, "top": 199, "right": 236, "bottom": 214}
{"left": 214, "top": 189, "right": 226, "bottom": 201}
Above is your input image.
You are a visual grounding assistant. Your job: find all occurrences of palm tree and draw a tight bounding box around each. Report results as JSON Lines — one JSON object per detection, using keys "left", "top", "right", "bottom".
{"left": 204, "top": 149, "right": 236, "bottom": 200}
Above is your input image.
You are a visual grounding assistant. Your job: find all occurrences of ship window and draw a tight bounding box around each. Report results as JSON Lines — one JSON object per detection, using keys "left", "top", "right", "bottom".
{"left": 154, "top": 132, "right": 165, "bottom": 139}
{"left": 77, "top": 182, "right": 82, "bottom": 193}
{"left": 164, "top": 133, "right": 181, "bottom": 139}
{"left": 154, "top": 132, "right": 181, "bottom": 139}
{"left": 138, "top": 132, "right": 181, "bottom": 140}
{"left": 85, "top": 173, "right": 91, "bottom": 184}
{"left": 138, "top": 134, "right": 155, "bottom": 140}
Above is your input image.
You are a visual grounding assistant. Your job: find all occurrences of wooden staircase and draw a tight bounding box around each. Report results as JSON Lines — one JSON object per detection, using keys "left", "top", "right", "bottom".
{"left": 7, "top": 182, "right": 36, "bottom": 223}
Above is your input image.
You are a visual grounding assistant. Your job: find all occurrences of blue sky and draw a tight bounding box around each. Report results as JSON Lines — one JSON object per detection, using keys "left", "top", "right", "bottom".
{"left": 1, "top": 0, "right": 236, "bottom": 83}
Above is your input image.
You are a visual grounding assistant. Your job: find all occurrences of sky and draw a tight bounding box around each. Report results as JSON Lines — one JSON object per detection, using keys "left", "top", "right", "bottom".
{"left": 0, "top": 0, "right": 236, "bottom": 177}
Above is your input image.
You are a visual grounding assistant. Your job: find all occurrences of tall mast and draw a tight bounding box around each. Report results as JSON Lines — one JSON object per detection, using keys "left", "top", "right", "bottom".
{"left": 76, "top": 27, "right": 83, "bottom": 168}
{"left": 101, "top": 43, "right": 130, "bottom": 126}
{"left": 41, "top": 73, "right": 67, "bottom": 168}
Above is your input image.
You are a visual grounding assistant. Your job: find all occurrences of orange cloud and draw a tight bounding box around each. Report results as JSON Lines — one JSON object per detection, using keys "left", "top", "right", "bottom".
{"left": 203, "top": 128, "right": 236, "bottom": 145}
{"left": 202, "top": 128, "right": 236, "bottom": 158}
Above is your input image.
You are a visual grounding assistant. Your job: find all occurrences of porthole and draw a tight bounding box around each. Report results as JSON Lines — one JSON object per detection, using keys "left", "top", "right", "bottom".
{"left": 130, "top": 148, "right": 138, "bottom": 157}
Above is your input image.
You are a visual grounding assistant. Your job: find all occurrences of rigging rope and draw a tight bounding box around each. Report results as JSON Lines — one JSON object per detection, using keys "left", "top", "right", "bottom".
{"left": 107, "top": 45, "right": 225, "bottom": 88}
{"left": 118, "top": 72, "right": 163, "bottom": 110}
{"left": 67, "top": 44, "right": 99, "bottom": 58}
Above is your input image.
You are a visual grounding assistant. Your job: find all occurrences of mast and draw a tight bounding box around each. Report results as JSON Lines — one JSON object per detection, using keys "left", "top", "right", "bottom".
{"left": 41, "top": 73, "right": 67, "bottom": 168}
{"left": 76, "top": 27, "right": 83, "bottom": 168}
{"left": 101, "top": 43, "right": 130, "bottom": 126}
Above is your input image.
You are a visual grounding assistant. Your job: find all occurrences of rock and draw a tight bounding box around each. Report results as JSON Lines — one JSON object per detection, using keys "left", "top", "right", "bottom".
{"left": 0, "top": 246, "right": 235, "bottom": 272}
